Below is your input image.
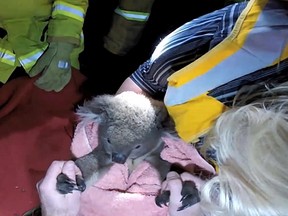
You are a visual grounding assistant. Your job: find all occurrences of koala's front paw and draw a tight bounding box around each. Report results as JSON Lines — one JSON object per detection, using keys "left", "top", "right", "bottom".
{"left": 177, "top": 181, "right": 200, "bottom": 211}
{"left": 56, "top": 173, "right": 86, "bottom": 194}
{"left": 155, "top": 181, "right": 200, "bottom": 211}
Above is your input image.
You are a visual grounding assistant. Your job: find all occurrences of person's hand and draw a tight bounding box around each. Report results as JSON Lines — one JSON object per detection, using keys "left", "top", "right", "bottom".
{"left": 29, "top": 42, "right": 74, "bottom": 92}
{"left": 37, "top": 160, "right": 82, "bottom": 216}
{"left": 161, "top": 171, "right": 206, "bottom": 216}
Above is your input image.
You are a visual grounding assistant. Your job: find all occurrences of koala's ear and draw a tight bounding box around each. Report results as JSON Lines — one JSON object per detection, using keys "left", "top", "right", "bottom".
{"left": 76, "top": 95, "right": 112, "bottom": 124}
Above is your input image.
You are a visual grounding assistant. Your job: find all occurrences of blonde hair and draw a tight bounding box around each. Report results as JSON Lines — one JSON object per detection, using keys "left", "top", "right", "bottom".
{"left": 199, "top": 82, "right": 288, "bottom": 216}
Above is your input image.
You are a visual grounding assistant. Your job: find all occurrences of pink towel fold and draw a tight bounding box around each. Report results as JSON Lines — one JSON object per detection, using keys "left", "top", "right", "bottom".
{"left": 71, "top": 122, "right": 215, "bottom": 216}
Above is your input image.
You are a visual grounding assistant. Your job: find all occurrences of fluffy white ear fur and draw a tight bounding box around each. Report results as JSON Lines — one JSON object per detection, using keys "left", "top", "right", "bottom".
{"left": 76, "top": 92, "right": 151, "bottom": 126}
{"left": 76, "top": 95, "right": 113, "bottom": 125}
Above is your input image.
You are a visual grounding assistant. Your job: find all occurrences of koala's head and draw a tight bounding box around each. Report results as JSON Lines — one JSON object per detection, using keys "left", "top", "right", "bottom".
{"left": 76, "top": 91, "right": 175, "bottom": 164}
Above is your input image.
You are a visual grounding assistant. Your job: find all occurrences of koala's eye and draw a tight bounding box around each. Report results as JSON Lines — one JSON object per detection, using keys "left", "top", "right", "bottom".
{"left": 134, "top": 145, "right": 141, "bottom": 149}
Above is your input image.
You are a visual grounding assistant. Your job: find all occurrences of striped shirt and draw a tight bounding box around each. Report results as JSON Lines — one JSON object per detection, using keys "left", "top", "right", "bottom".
{"left": 130, "top": 0, "right": 288, "bottom": 171}
{"left": 130, "top": 2, "right": 248, "bottom": 99}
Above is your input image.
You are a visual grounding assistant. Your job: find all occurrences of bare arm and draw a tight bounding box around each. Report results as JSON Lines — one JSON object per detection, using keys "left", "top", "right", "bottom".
{"left": 116, "top": 77, "right": 150, "bottom": 96}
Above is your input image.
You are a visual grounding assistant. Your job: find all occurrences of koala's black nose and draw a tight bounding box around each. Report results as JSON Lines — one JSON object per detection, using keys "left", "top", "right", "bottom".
{"left": 112, "top": 153, "right": 127, "bottom": 164}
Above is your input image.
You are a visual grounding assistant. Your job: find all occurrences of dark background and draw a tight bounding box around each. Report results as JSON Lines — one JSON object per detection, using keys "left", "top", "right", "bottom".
{"left": 79, "top": 0, "right": 225, "bottom": 96}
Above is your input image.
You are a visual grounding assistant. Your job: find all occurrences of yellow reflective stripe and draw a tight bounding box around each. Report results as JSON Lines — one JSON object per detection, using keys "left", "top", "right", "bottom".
{"left": 166, "top": 94, "right": 227, "bottom": 142}
{"left": 81, "top": 31, "right": 84, "bottom": 39}
{"left": 273, "top": 43, "right": 288, "bottom": 65}
{"left": 52, "top": 1, "right": 85, "bottom": 22}
{"left": 164, "top": 0, "right": 288, "bottom": 145}
{"left": 0, "top": 48, "right": 15, "bottom": 66}
{"left": 166, "top": 0, "right": 288, "bottom": 106}
{"left": 114, "top": 7, "right": 150, "bottom": 22}
{"left": 80, "top": 31, "right": 84, "bottom": 44}
{"left": 18, "top": 45, "right": 48, "bottom": 71}
{"left": 167, "top": 0, "right": 260, "bottom": 88}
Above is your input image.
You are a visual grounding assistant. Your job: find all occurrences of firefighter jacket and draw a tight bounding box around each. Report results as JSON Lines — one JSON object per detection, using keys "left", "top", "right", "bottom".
{"left": 104, "top": 0, "right": 155, "bottom": 56}
{"left": 0, "top": 0, "right": 88, "bottom": 83}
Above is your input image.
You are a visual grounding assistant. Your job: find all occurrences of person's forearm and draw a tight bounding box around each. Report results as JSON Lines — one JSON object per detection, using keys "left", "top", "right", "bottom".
{"left": 116, "top": 77, "right": 150, "bottom": 96}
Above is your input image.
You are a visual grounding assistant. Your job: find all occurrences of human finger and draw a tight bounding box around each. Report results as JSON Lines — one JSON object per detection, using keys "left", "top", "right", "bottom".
{"left": 43, "top": 161, "right": 65, "bottom": 183}
{"left": 36, "top": 161, "right": 65, "bottom": 192}
{"left": 161, "top": 171, "right": 181, "bottom": 191}
{"left": 180, "top": 172, "right": 207, "bottom": 189}
{"left": 165, "top": 172, "right": 183, "bottom": 203}
{"left": 61, "top": 160, "right": 80, "bottom": 181}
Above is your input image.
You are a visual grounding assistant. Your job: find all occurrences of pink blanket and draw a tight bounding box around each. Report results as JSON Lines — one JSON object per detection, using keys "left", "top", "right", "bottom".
{"left": 71, "top": 122, "right": 215, "bottom": 216}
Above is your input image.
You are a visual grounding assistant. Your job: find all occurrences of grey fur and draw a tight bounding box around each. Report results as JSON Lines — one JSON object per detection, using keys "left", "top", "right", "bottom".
{"left": 72, "top": 91, "right": 178, "bottom": 188}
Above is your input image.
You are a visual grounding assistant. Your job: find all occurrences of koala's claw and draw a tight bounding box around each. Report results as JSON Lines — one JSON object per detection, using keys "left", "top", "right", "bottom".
{"left": 56, "top": 173, "right": 86, "bottom": 194}
{"left": 75, "top": 175, "right": 86, "bottom": 192}
{"left": 155, "top": 190, "right": 170, "bottom": 207}
{"left": 177, "top": 181, "right": 200, "bottom": 211}
{"left": 56, "top": 173, "right": 75, "bottom": 194}
{"left": 155, "top": 181, "right": 200, "bottom": 211}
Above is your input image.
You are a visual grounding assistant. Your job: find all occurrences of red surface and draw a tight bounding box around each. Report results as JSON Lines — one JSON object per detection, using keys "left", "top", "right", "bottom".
{"left": 0, "top": 69, "right": 86, "bottom": 215}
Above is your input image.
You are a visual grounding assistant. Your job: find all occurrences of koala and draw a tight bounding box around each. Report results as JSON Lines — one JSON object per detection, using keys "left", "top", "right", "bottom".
{"left": 56, "top": 91, "right": 200, "bottom": 211}
{"left": 56, "top": 91, "right": 177, "bottom": 194}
